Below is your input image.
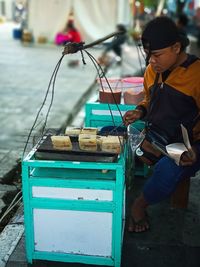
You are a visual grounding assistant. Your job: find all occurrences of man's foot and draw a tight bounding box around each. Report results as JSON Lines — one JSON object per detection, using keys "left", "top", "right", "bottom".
{"left": 128, "top": 215, "right": 149, "bottom": 233}
{"left": 128, "top": 195, "right": 149, "bottom": 233}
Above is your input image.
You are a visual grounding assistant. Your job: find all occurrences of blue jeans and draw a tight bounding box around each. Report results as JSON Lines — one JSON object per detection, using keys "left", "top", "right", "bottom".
{"left": 143, "top": 145, "right": 200, "bottom": 205}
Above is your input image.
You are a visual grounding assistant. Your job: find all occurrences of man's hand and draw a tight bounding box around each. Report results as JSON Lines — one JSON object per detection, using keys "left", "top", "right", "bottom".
{"left": 123, "top": 109, "right": 143, "bottom": 126}
{"left": 180, "top": 147, "right": 197, "bottom": 166}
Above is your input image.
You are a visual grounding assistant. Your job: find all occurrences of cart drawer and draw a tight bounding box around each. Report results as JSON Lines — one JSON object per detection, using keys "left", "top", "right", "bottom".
{"left": 32, "top": 186, "right": 113, "bottom": 201}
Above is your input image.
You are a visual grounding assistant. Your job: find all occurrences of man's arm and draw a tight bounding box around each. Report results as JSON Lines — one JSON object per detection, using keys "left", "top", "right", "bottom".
{"left": 123, "top": 108, "right": 145, "bottom": 126}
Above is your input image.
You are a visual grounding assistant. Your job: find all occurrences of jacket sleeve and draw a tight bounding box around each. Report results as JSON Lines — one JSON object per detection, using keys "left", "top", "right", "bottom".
{"left": 136, "top": 66, "right": 152, "bottom": 119}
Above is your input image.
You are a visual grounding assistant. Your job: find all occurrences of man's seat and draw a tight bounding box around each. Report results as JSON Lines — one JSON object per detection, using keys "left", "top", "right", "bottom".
{"left": 170, "top": 177, "right": 191, "bottom": 209}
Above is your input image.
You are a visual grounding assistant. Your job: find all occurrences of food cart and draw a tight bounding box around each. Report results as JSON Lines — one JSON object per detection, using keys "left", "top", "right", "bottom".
{"left": 22, "top": 134, "right": 126, "bottom": 267}
{"left": 22, "top": 37, "right": 146, "bottom": 266}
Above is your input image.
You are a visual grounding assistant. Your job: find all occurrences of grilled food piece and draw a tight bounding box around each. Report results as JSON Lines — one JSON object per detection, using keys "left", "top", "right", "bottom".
{"left": 81, "top": 127, "right": 98, "bottom": 135}
{"left": 101, "top": 136, "right": 123, "bottom": 154}
{"left": 51, "top": 135, "right": 72, "bottom": 150}
{"left": 78, "top": 134, "right": 97, "bottom": 151}
{"left": 65, "top": 127, "right": 81, "bottom": 136}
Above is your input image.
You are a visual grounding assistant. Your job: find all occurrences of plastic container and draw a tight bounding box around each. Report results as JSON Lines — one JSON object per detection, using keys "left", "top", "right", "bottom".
{"left": 97, "top": 78, "right": 122, "bottom": 104}
{"left": 13, "top": 28, "right": 22, "bottom": 39}
{"left": 122, "top": 77, "right": 144, "bottom": 105}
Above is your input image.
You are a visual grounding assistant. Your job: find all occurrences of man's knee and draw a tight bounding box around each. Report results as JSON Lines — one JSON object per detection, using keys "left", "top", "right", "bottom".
{"left": 143, "top": 157, "right": 183, "bottom": 204}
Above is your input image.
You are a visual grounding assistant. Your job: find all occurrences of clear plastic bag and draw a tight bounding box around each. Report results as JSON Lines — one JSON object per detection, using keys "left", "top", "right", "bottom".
{"left": 126, "top": 125, "right": 145, "bottom": 182}
{"left": 127, "top": 125, "right": 145, "bottom": 155}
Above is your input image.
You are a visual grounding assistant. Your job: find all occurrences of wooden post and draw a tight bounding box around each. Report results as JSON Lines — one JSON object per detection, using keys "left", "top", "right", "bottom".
{"left": 170, "top": 178, "right": 190, "bottom": 209}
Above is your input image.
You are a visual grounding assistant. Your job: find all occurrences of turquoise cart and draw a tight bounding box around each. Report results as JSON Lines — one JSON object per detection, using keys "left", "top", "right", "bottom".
{"left": 22, "top": 146, "right": 126, "bottom": 267}
{"left": 84, "top": 102, "right": 148, "bottom": 178}
{"left": 85, "top": 102, "right": 144, "bottom": 130}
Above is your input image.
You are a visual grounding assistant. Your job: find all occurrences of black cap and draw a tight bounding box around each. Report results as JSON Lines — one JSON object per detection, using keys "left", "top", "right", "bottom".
{"left": 142, "top": 16, "right": 189, "bottom": 51}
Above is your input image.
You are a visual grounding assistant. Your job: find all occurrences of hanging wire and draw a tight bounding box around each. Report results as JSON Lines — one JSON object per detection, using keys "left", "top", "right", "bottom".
{"left": 83, "top": 50, "right": 125, "bottom": 124}
{"left": 22, "top": 54, "right": 65, "bottom": 158}
{"left": 83, "top": 49, "right": 125, "bottom": 152}
{"left": 136, "top": 41, "right": 147, "bottom": 74}
{"left": 0, "top": 190, "right": 22, "bottom": 224}
{"left": 40, "top": 55, "right": 63, "bottom": 138}
{"left": 23, "top": 34, "right": 131, "bottom": 158}
{"left": 136, "top": 43, "right": 145, "bottom": 76}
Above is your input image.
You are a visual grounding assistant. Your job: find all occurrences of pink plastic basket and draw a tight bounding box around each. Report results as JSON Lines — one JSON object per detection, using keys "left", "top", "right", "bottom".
{"left": 122, "top": 77, "right": 144, "bottom": 91}
{"left": 97, "top": 78, "right": 123, "bottom": 104}
{"left": 122, "top": 77, "right": 144, "bottom": 105}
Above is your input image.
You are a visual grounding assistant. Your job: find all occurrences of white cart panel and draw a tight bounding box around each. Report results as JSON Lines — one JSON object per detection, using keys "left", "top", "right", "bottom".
{"left": 33, "top": 209, "right": 112, "bottom": 256}
{"left": 92, "top": 110, "right": 127, "bottom": 116}
{"left": 32, "top": 186, "right": 113, "bottom": 201}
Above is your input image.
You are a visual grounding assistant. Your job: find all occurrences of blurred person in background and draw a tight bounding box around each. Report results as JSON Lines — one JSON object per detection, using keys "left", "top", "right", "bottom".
{"left": 55, "top": 20, "right": 82, "bottom": 67}
{"left": 123, "top": 16, "right": 200, "bottom": 233}
{"left": 55, "top": 20, "right": 82, "bottom": 46}
{"left": 176, "top": 13, "right": 189, "bottom": 37}
{"left": 98, "top": 24, "right": 127, "bottom": 66}
{"left": 194, "top": 7, "right": 200, "bottom": 49}
{"left": 176, "top": 13, "right": 189, "bottom": 53}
